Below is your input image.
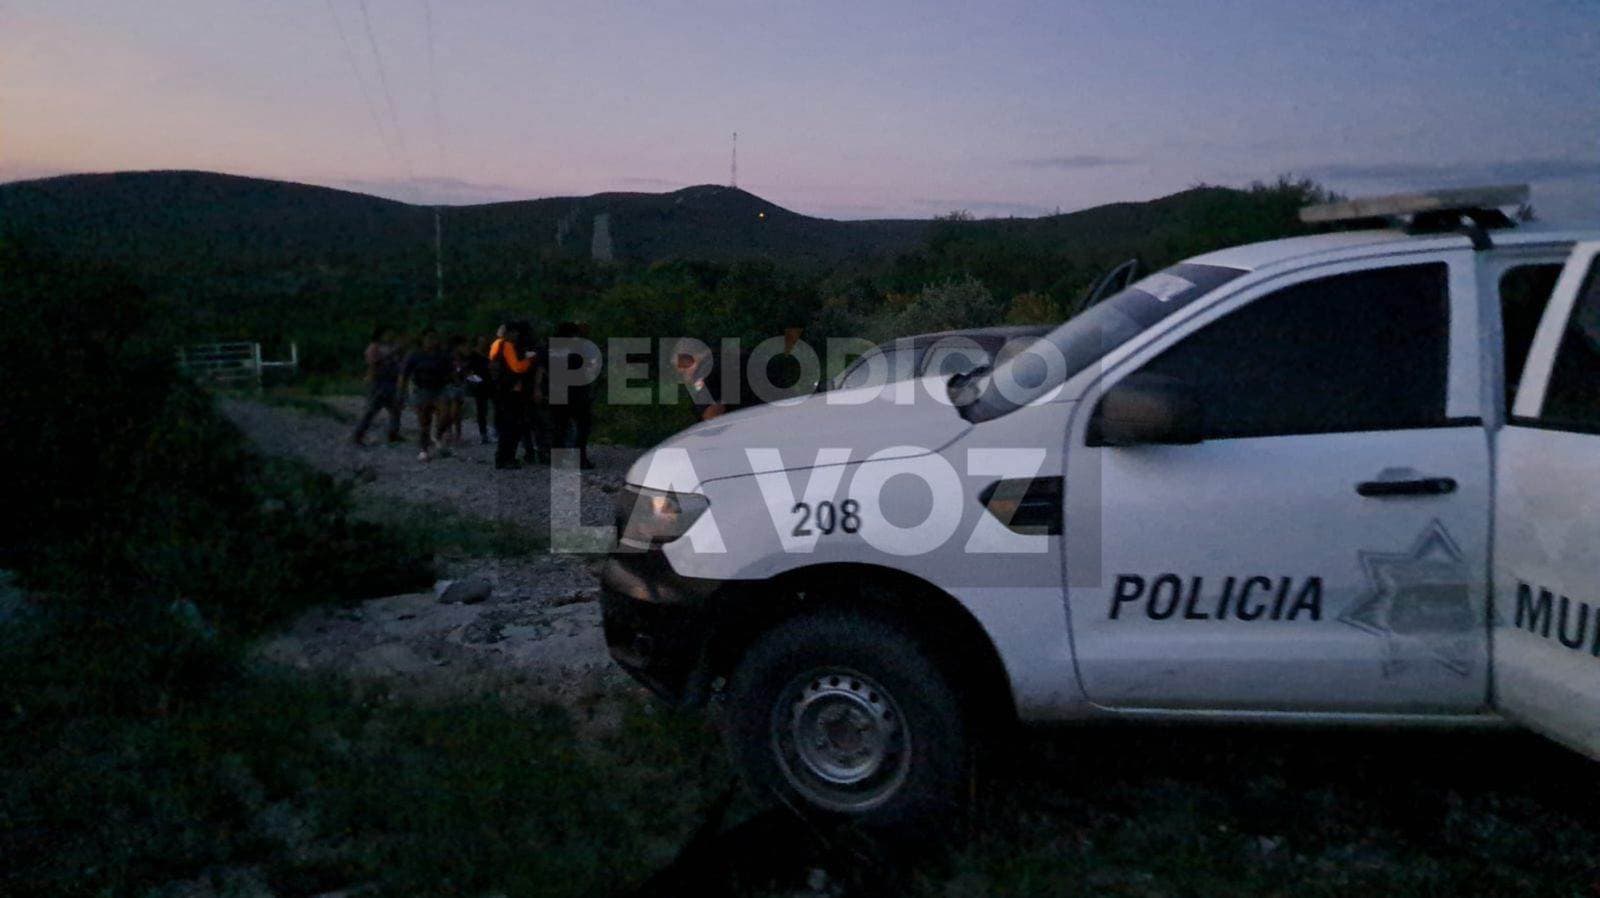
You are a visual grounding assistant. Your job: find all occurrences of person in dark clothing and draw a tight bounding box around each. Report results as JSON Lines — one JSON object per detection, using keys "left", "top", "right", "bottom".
{"left": 440, "top": 334, "right": 471, "bottom": 446}
{"left": 521, "top": 323, "right": 550, "bottom": 465}
{"left": 399, "top": 329, "right": 453, "bottom": 462}
{"left": 464, "top": 335, "right": 493, "bottom": 444}
{"left": 489, "top": 321, "right": 535, "bottom": 469}
{"left": 352, "top": 325, "right": 404, "bottom": 446}
{"left": 674, "top": 337, "right": 763, "bottom": 424}
{"left": 547, "top": 321, "right": 599, "bottom": 469}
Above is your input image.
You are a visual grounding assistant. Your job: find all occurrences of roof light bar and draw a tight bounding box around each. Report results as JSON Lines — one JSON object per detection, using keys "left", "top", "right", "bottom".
{"left": 1299, "top": 184, "right": 1529, "bottom": 224}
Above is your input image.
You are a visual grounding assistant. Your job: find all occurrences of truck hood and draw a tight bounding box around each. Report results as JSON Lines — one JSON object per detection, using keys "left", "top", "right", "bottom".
{"left": 625, "top": 377, "right": 973, "bottom": 491}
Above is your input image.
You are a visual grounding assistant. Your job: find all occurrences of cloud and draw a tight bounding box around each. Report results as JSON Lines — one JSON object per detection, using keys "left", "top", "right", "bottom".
{"left": 1016, "top": 154, "right": 1138, "bottom": 170}
{"left": 327, "top": 175, "right": 542, "bottom": 205}
{"left": 1297, "top": 157, "right": 1600, "bottom": 186}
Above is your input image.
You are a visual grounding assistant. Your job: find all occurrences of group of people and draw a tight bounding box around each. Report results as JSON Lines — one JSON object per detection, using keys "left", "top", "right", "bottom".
{"left": 350, "top": 321, "right": 596, "bottom": 469}
{"left": 350, "top": 326, "right": 789, "bottom": 471}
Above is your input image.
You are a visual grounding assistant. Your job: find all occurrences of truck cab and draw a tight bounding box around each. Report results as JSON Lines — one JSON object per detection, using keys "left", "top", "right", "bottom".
{"left": 601, "top": 186, "right": 1600, "bottom": 825}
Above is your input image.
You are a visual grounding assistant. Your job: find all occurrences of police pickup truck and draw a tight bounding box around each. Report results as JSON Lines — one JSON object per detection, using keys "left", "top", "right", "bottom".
{"left": 602, "top": 185, "right": 1600, "bottom": 826}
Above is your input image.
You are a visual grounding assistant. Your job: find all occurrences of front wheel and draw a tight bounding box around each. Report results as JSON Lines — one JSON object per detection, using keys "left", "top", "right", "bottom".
{"left": 724, "top": 611, "right": 969, "bottom": 828}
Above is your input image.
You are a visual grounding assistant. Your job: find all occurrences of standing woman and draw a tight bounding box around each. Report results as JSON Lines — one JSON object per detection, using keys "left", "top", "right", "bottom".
{"left": 439, "top": 334, "right": 471, "bottom": 445}
{"left": 465, "top": 334, "right": 494, "bottom": 444}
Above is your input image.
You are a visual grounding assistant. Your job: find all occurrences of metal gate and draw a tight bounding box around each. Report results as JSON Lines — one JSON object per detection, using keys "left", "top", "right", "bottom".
{"left": 177, "top": 342, "right": 298, "bottom": 389}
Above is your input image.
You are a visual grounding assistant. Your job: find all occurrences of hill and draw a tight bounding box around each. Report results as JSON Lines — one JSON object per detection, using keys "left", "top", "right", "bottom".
{"left": 0, "top": 170, "right": 929, "bottom": 274}
{"left": 0, "top": 170, "right": 1322, "bottom": 369}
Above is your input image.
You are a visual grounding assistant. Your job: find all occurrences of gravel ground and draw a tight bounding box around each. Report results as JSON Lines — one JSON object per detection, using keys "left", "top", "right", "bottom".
{"left": 224, "top": 395, "right": 650, "bottom": 707}
{"left": 222, "top": 395, "right": 639, "bottom": 531}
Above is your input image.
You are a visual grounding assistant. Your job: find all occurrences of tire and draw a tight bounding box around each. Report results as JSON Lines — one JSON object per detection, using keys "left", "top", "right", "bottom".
{"left": 724, "top": 611, "right": 969, "bottom": 829}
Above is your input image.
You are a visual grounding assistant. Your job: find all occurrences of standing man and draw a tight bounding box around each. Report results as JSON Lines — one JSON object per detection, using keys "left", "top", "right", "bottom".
{"left": 351, "top": 325, "right": 404, "bottom": 446}
{"left": 398, "top": 329, "right": 452, "bottom": 462}
{"left": 489, "top": 321, "right": 535, "bottom": 470}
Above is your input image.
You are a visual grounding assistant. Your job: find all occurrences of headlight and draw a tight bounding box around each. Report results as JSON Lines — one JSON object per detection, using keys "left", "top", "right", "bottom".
{"left": 616, "top": 485, "right": 710, "bottom": 548}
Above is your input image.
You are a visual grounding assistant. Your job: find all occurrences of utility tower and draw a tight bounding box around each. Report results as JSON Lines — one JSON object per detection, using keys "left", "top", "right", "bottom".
{"left": 433, "top": 206, "right": 444, "bottom": 304}
{"left": 730, "top": 131, "right": 738, "bottom": 189}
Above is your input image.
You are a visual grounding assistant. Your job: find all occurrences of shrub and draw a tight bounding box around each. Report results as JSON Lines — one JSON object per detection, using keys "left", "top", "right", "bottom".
{"left": 0, "top": 240, "right": 432, "bottom": 715}
{"left": 881, "top": 274, "right": 1004, "bottom": 339}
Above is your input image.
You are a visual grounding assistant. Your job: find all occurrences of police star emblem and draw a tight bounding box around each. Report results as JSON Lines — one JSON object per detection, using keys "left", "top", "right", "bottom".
{"left": 1340, "top": 519, "right": 1477, "bottom": 677}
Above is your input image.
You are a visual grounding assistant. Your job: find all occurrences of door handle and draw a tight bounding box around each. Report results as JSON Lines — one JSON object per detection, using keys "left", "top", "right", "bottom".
{"left": 1356, "top": 476, "right": 1457, "bottom": 497}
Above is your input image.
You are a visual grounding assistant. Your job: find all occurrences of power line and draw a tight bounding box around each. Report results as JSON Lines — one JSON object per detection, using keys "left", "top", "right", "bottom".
{"left": 419, "top": 0, "right": 445, "bottom": 305}
{"left": 420, "top": 0, "right": 445, "bottom": 177}
{"left": 356, "top": 0, "right": 416, "bottom": 193}
{"left": 323, "top": 0, "right": 397, "bottom": 170}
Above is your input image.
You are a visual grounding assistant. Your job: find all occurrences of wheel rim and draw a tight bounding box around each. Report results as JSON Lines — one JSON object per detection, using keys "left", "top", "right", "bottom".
{"left": 770, "top": 667, "right": 911, "bottom": 812}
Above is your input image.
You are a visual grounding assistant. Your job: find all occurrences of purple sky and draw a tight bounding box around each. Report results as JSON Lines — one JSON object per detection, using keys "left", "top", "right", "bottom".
{"left": 4, "top": 1, "right": 1597, "bottom": 219}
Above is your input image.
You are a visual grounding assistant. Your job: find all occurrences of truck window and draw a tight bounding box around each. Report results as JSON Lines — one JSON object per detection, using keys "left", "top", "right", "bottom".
{"left": 1501, "top": 263, "right": 1564, "bottom": 407}
{"left": 920, "top": 337, "right": 992, "bottom": 379}
{"left": 961, "top": 262, "right": 1245, "bottom": 422}
{"left": 1134, "top": 263, "right": 1451, "bottom": 439}
{"left": 835, "top": 346, "right": 911, "bottom": 391}
{"left": 1536, "top": 259, "right": 1600, "bottom": 432}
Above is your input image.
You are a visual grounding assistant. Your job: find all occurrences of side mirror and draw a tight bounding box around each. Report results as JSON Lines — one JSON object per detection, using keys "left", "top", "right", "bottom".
{"left": 1089, "top": 373, "right": 1203, "bottom": 446}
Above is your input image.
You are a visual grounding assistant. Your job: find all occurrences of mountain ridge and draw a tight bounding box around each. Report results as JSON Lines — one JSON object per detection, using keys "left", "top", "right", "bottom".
{"left": 0, "top": 169, "right": 1321, "bottom": 369}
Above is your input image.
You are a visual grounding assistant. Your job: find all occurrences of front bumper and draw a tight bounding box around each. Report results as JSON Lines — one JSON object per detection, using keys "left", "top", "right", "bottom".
{"left": 600, "top": 547, "right": 721, "bottom": 704}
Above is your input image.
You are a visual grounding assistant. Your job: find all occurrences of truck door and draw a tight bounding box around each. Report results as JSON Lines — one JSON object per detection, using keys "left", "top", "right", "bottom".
{"left": 1495, "top": 240, "right": 1600, "bottom": 758}
{"left": 1064, "top": 253, "right": 1493, "bottom": 712}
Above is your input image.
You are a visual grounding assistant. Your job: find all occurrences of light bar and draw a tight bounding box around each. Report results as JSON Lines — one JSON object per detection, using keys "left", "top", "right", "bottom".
{"left": 1299, "top": 184, "right": 1529, "bottom": 224}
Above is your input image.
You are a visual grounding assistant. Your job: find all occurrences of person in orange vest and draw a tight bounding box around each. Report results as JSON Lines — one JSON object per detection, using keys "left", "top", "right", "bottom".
{"left": 489, "top": 321, "right": 537, "bottom": 469}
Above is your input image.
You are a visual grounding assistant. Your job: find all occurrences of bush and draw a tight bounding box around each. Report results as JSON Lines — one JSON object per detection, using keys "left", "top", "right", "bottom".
{"left": 881, "top": 275, "right": 1004, "bottom": 338}
{"left": 0, "top": 240, "right": 432, "bottom": 715}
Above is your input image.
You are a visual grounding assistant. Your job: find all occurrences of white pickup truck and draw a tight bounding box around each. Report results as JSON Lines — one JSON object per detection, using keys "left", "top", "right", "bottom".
{"left": 601, "top": 186, "right": 1600, "bottom": 826}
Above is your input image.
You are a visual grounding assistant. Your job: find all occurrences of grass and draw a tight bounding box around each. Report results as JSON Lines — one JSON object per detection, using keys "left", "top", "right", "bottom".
{"left": 929, "top": 724, "right": 1600, "bottom": 897}
{"left": 0, "top": 666, "right": 729, "bottom": 897}
{"left": 10, "top": 656, "right": 1599, "bottom": 897}
{"left": 352, "top": 493, "right": 552, "bottom": 560}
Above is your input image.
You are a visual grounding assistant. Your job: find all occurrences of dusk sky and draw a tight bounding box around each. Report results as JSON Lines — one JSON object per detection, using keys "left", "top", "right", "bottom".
{"left": 3, "top": 0, "right": 1597, "bottom": 220}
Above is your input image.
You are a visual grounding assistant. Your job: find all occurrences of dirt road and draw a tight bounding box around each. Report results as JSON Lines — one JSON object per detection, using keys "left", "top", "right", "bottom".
{"left": 225, "top": 396, "right": 648, "bottom": 711}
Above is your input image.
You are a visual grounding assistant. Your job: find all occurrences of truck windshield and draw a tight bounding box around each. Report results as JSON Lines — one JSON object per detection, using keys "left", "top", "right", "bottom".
{"left": 957, "top": 262, "right": 1246, "bottom": 422}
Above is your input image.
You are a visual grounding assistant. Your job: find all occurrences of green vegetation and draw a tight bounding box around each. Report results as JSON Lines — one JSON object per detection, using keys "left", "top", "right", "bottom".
{"left": 352, "top": 494, "right": 551, "bottom": 560}
{"left": 2, "top": 663, "right": 726, "bottom": 896}
{"left": 0, "top": 171, "right": 1334, "bottom": 451}
{"left": 11, "top": 175, "right": 1590, "bottom": 896}
{"left": 0, "top": 242, "right": 720, "bottom": 896}
{"left": 935, "top": 727, "right": 1600, "bottom": 897}
{"left": 0, "top": 171, "right": 1332, "bottom": 381}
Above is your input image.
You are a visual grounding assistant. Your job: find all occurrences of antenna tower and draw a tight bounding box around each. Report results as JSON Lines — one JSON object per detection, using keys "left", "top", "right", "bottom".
{"left": 730, "top": 131, "right": 738, "bottom": 188}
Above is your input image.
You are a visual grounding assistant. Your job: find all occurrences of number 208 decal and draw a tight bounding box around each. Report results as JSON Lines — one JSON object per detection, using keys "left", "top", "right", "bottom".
{"left": 791, "top": 500, "right": 862, "bottom": 537}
